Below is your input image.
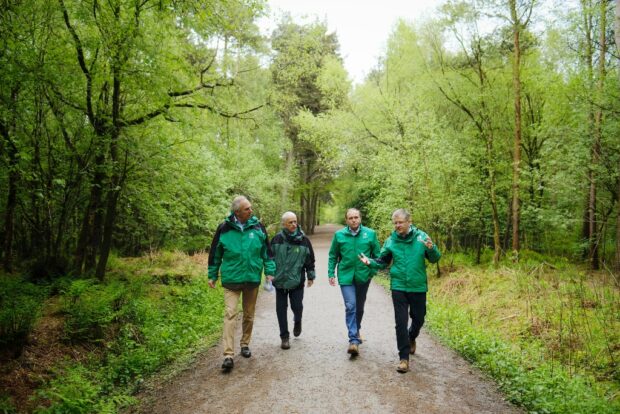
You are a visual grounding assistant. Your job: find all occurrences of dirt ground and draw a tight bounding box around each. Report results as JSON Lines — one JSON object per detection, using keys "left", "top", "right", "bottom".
{"left": 135, "top": 224, "right": 521, "bottom": 414}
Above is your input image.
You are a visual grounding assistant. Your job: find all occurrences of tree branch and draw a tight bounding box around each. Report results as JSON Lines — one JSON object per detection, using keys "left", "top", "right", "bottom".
{"left": 58, "top": 0, "right": 95, "bottom": 124}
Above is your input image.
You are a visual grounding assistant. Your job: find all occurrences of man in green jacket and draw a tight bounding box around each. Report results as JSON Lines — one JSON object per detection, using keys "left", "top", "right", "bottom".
{"left": 271, "top": 211, "right": 315, "bottom": 350}
{"left": 208, "top": 196, "right": 275, "bottom": 371}
{"left": 360, "top": 208, "right": 441, "bottom": 373}
{"left": 328, "top": 208, "right": 381, "bottom": 356}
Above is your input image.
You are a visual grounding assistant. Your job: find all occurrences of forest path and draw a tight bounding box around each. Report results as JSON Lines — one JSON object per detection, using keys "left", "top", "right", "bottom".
{"left": 135, "top": 224, "right": 521, "bottom": 413}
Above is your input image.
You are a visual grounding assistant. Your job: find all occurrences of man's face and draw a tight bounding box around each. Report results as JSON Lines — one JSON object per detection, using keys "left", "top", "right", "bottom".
{"left": 346, "top": 211, "right": 361, "bottom": 231}
{"left": 236, "top": 200, "right": 253, "bottom": 223}
{"left": 283, "top": 216, "right": 298, "bottom": 233}
{"left": 393, "top": 215, "right": 410, "bottom": 236}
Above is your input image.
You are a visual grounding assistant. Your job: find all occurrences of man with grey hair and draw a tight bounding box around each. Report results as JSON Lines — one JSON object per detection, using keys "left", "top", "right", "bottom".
{"left": 208, "top": 196, "right": 275, "bottom": 371}
{"left": 328, "top": 208, "right": 381, "bottom": 356}
{"left": 359, "top": 208, "right": 440, "bottom": 373}
{"left": 270, "top": 211, "right": 315, "bottom": 349}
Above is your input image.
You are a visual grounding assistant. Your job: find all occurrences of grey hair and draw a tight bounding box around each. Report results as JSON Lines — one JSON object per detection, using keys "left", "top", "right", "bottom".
{"left": 345, "top": 208, "right": 361, "bottom": 219}
{"left": 391, "top": 208, "right": 411, "bottom": 221}
{"left": 231, "top": 195, "right": 249, "bottom": 213}
{"left": 281, "top": 211, "right": 297, "bottom": 224}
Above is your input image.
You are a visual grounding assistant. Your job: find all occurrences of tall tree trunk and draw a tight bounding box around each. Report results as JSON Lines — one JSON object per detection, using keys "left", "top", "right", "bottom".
{"left": 0, "top": 87, "right": 20, "bottom": 272}
{"left": 281, "top": 148, "right": 295, "bottom": 208}
{"left": 616, "top": 161, "right": 620, "bottom": 272}
{"left": 73, "top": 150, "right": 105, "bottom": 274}
{"left": 510, "top": 0, "right": 523, "bottom": 257}
{"left": 588, "top": 0, "right": 607, "bottom": 270}
{"left": 486, "top": 131, "right": 501, "bottom": 267}
{"left": 1, "top": 128, "right": 18, "bottom": 273}
{"left": 615, "top": 0, "right": 620, "bottom": 272}
{"left": 95, "top": 72, "right": 123, "bottom": 280}
{"left": 580, "top": 0, "right": 599, "bottom": 269}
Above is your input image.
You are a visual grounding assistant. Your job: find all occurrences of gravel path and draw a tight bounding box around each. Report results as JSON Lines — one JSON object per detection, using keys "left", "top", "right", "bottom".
{"left": 136, "top": 224, "right": 521, "bottom": 414}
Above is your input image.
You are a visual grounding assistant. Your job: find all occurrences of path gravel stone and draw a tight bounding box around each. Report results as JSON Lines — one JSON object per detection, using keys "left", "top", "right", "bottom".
{"left": 135, "top": 224, "right": 521, "bottom": 414}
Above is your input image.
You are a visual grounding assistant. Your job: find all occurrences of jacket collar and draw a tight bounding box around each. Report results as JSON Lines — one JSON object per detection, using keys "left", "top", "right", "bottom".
{"left": 225, "top": 213, "right": 258, "bottom": 231}
{"left": 281, "top": 227, "right": 304, "bottom": 243}
{"left": 391, "top": 225, "right": 417, "bottom": 243}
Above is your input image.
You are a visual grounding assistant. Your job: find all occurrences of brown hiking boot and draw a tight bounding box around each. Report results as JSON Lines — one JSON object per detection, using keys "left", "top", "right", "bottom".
{"left": 410, "top": 339, "right": 416, "bottom": 355}
{"left": 347, "top": 343, "right": 359, "bottom": 356}
{"left": 396, "top": 359, "right": 409, "bottom": 373}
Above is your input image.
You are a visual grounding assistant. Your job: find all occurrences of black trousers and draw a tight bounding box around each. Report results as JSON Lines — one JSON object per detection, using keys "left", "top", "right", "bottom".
{"left": 391, "top": 290, "right": 427, "bottom": 360}
{"left": 275, "top": 286, "right": 304, "bottom": 339}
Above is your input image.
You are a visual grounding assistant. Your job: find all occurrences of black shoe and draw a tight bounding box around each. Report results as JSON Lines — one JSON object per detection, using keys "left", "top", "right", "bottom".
{"left": 293, "top": 320, "right": 302, "bottom": 337}
{"left": 240, "top": 346, "right": 252, "bottom": 358}
{"left": 221, "top": 357, "right": 234, "bottom": 370}
{"left": 281, "top": 338, "right": 290, "bottom": 350}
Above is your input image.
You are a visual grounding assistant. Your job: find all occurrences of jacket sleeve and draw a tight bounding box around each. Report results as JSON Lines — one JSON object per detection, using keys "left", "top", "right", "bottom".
{"left": 369, "top": 240, "right": 392, "bottom": 270}
{"left": 303, "top": 238, "right": 316, "bottom": 280}
{"left": 207, "top": 223, "right": 225, "bottom": 281}
{"left": 260, "top": 223, "right": 276, "bottom": 276}
{"left": 370, "top": 231, "right": 381, "bottom": 259}
{"left": 425, "top": 243, "right": 441, "bottom": 263}
{"left": 327, "top": 234, "right": 339, "bottom": 278}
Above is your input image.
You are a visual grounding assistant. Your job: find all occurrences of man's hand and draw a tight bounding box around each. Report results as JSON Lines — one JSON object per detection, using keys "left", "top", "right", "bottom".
{"left": 424, "top": 236, "right": 434, "bottom": 249}
{"left": 208, "top": 279, "right": 216, "bottom": 289}
{"left": 358, "top": 252, "right": 370, "bottom": 265}
{"left": 307, "top": 279, "right": 314, "bottom": 288}
{"left": 329, "top": 277, "right": 336, "bottom": 286}
{"left": 266, "top": 275, "right": 274, "bottom": 282}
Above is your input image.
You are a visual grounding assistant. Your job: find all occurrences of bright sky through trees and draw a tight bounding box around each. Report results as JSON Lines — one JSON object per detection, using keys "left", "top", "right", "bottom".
{"left": 260, "top": 0, "right": 445, "bottom": 84}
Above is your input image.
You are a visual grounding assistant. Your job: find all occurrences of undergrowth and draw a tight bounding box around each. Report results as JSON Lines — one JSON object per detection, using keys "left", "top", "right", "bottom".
{"left": 4, "top": 252, "right": 223, "bottom": 413}
{"left": 375, "top": 253, "right": 619, "bottom": 413}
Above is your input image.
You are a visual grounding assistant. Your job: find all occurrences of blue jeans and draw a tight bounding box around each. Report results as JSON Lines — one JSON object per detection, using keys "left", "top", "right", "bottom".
{"left": 340, "top": 280, "right": 371, "bottom": 344}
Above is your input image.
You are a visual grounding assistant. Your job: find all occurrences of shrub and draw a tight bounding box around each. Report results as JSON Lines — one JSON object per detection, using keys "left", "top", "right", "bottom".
{"left": 35, "top": 365, "right": 134, "bottom": 414}
{"left": 0, "top": 395, "right": 17, "bottom": 414}
{"left": 426, "top": 302, "right": 618, "bottom": 413}
{"left": 61, "top": 280, "right": 126, "bottom": 343}
{"left": 0, "top": 275, "right": 47, "bottom": 356}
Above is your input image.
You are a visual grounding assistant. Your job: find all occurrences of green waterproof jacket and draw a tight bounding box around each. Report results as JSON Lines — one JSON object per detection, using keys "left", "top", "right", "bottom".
{"left": 207, "top": 213, "right": 275, "bottom": 288}
{"left": 271, "top": 228, "right": 316, "bottom": 290}
{"left": 369, "top": 225, "right": 441, "bottom": 292}
{"left": 328, "top": 225, "right": 381, "bottom": 285}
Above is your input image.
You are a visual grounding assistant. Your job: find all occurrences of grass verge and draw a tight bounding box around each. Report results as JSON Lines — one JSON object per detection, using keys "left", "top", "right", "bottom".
{"left": 375, "top": 254, "right": 619, "bottom": 414}
{"left": 1, "top": 252, "right": 223, "bottom": 413}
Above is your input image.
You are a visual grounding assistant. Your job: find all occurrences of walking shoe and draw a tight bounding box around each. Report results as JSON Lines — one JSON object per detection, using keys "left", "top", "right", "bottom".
{"left": 281, "top": 338, "right": 290, "bottom": 349}
{"left": 409, "top": 339, "right": 416, "bottom": 355}
{"left": 347, "top": 343, "right": 359, "bottom": 356}
{"left": 240, "top": 346, "right": 252, "bottom": 358}
{"left": 396, "top": 359, "right": 409, "bottom": 373}
{"left": 221, "top": 357, "right": 234, "bottom": 370}
{"left": 293, "top": 320, "right": 302, "bottom": 337}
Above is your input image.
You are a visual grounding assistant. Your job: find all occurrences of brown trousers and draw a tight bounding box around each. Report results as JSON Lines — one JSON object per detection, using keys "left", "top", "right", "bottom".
{"left": 222, "top": 286, "right": 259, "bottom": 357}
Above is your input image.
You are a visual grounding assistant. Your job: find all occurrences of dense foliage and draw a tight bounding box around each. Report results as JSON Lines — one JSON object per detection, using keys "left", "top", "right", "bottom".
{"left": 0, "top": 0, "right": 291, "bottom": 279}
{"left": 0, "top": 0, "right": 618, "bottom": 413}
{"left": 1, "top": 253, "right": 223, "bottom": 412}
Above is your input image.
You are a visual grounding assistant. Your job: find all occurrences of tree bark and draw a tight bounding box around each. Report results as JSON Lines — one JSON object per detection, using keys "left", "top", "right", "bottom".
{"left": 615, "top": 0, "right": 620, "bottom": 272}
{"left": 510, "top": 0, "right": 522, "bottom": 257}
{"left": 588, "top": 0, "right": 607, "bottom": 270}
{"left": 95, "top": 71, "right": 124, "bottom": 280}
{"left": 1, "top": 127, "right": 18, "bottom": 273}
